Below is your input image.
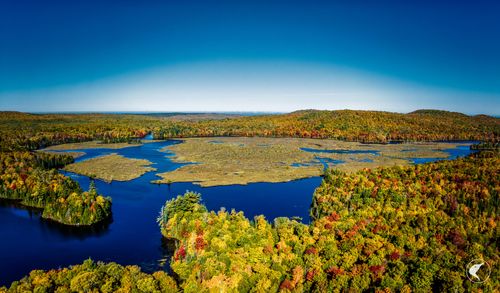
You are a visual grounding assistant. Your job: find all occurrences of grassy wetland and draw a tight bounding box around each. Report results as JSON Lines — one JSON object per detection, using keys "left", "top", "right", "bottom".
{"left": 154, "top": 137, "right": 468, "bottom": 186}
{"left": 42, "top": 141, "right": 142, "bottom": 151}
{"left": 64, "top": 153, "right": 156, "bottom": 182}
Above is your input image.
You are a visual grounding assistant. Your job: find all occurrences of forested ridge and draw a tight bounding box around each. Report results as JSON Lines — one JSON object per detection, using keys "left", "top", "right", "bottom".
{"left": 1, "top": 110, "right": 499, "bottom": 151}
{"left": 152, "top": 109, "right": 500, "bottom": 143}
{"left": 0, "top": 112, "right": 154, "bottom": 151}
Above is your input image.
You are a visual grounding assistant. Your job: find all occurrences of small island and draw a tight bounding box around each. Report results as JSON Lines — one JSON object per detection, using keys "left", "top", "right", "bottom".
{"left": 42, "top": 141, "right": 141, "bottom": 151}
{"left": 64, "top": 153, "right": 156, "bottom": 182}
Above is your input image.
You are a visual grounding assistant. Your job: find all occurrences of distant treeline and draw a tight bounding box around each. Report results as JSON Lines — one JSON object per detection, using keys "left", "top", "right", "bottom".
{"left": 152, "top": 109, "right": 500, "bottom": 143}
{"left": 1, "top": 109, "right": 499, "bottom": 152}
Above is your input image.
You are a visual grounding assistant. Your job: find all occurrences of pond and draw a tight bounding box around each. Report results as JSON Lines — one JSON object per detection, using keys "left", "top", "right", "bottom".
{"left": 0, "top": 140, "right": 477, "bottom": 286}
{"left": 409, "top": 145, "right": 477, "bottom": 164}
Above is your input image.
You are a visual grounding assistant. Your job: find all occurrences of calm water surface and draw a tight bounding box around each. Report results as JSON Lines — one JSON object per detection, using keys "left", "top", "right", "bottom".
{"left": 0, "top": 140, "right": 476, "bottom": 285}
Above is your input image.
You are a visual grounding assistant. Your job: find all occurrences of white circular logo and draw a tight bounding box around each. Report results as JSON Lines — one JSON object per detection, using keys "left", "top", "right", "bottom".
{"left": 466, "top": 258, "right": 491, "bottom": 283}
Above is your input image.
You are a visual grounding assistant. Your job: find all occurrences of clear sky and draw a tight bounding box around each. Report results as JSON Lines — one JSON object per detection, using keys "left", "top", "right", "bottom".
{"left": 1, "top": 0, "right": 499, "bottom": 114}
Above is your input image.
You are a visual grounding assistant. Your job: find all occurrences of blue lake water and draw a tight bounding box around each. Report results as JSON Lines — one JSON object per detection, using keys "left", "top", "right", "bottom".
{"left": 410, "top": 145, "right": 478, "bottom": 164}
{"left": 0, "top": 140, "right": 476, "bottom": 286}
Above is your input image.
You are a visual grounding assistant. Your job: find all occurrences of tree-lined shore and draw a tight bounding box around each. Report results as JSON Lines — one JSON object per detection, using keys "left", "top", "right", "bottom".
{"left": 0, "top": 110, "right": 498, "bottom": 291}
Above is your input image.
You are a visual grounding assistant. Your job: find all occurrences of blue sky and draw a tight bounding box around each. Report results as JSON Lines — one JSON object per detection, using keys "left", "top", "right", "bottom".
{"left": 0, "top": 0, "right": 499, "bottom": 114}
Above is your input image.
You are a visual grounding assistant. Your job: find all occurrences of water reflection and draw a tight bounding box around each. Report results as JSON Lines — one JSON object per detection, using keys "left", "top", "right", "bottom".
{"left": 0, "top": 199, "right": 112, "bottom": 239}
{"left": 39, "top": 216, "right": 113, "bottom": 240}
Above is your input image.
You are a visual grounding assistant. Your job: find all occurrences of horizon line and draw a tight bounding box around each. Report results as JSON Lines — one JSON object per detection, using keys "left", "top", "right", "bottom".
{"left": 1, "top": 109, "right": 499, "bottom": 117}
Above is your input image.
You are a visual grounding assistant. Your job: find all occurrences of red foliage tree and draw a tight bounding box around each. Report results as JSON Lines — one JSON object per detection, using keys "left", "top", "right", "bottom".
{"left": 279, "top": 279, "right": 293, "bottom": 290}
{"left": 195, "top": 236, "right": 206, "bottom": 250}
{"left": 306, "top": 269, "right": 317, "bottom": 281}
{"left": 389, "top": 251, "right": 400, "bottom": 261}
{"left": 174, "top": 245, "right": 186, "bottom": 261}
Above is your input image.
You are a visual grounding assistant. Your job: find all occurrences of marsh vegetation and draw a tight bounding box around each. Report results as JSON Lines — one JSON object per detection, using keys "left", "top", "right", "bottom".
{"left": 155, "top": 137, "right": 469, "bottom": 186}
{"left": 43, "top": 141, "right": 141, "bottom": 151}
{"left": 64, "top": 153, "right": 156, "bottom": 182}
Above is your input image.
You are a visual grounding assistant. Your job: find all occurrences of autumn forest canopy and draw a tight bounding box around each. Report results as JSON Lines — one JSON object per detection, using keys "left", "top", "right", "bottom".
{"left": 0, "top": 110, "right": 498, "bottom": 292}
{"left": 0, "top": 109, "right": 499, "bottom": 150}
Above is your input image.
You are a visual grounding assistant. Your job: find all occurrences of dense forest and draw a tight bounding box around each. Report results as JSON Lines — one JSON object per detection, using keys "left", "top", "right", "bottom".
{"left": 0, "top": 111, "right": 498, "bottom": 291}
{"left": 1, "top": 153, "right": 498, "bottom": 291}
{"left": 155, "top": 152, "right": 498, "bottom": 292}
{"left": 0, "top": 259, "right": 178, "bottom": 293}
{"left": 152, "top": 109, "right": 500, "bottom": 143}
{"left": 1, "top": 110, "right": 499, "bottom": 150}
{"left": 0, "top": 112, "right": 155, "bottom": 151}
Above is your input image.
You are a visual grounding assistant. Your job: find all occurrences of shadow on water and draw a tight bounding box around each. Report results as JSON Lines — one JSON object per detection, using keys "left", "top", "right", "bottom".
{"left": 158, "top": 237, "right": 178, "bottom": 274}
{"left": 0, "top": 199, "right": 45, "bottom": 222}
{"left": 0, "top": 199, "right": 112, "bottom": 239}
{"left": 40, "top": 216, "right": 113, "bottom": 239}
